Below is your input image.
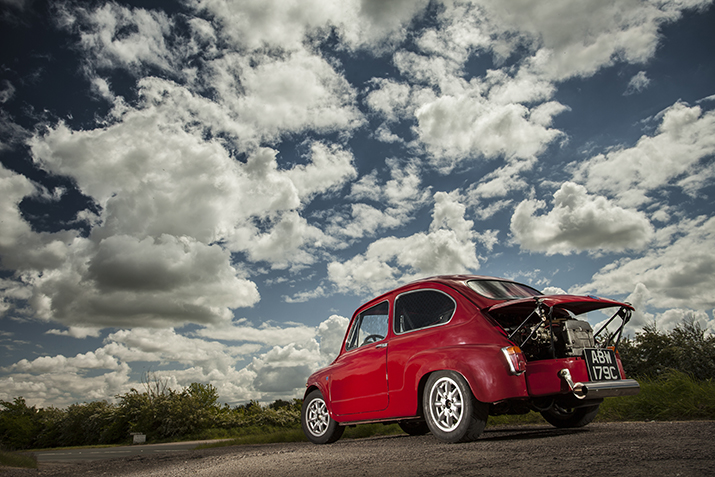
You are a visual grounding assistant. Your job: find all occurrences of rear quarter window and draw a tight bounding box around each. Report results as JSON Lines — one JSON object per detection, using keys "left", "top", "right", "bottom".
{"left": 394, "top": 289, "right": 456, "bottom": 334}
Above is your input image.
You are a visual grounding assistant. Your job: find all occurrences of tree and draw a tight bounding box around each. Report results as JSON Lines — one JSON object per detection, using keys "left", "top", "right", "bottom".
{"left": 619, "top": 317, "right": 715, "bottom": 380}
{"left": 0, "top": 397, "right": 42, "bottom": 450}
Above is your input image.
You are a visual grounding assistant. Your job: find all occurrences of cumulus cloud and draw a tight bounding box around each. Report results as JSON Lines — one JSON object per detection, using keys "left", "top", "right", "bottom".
{"left": 0, "top": 315, "right": 348, "bottom": 407}
{"left": 572, "top": 215, "right": 715, "bottom": 311}
{"left": 511, "top": 182, "right": 654, "bottom": 255}
{"left": 62, "top": 2, "right": 178, "bottom": 75}
{"left": 477, "top": 0, "right": 707, "bottom": 81}
{"left": 414, "top": 92, "right": 565, "bottom": 168}
{"left": 187, "top": 0, "right": 429, "bottom": 54}
{"left": 359, "top": 0, "right": 709, "bottom": 176}
{"left": 328, "top": 190, "right": 480, "bottom": 295}
{"left": 0, "top": 164, "right": 74, "bottom": 272}
{"left": 572, "top": 102, "right": 715, "bottom": 207}
{"left": 327, "top": 158, "right": 431, "bottom": 240}
{"left": 13, "top": 89, "right": 360, "bottom": 327}
{"left": 196, "top": 319, "right": 317, "bottom": 347}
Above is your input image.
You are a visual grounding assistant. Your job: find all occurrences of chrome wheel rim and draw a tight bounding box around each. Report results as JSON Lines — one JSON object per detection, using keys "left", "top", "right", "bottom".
{"left": 306, "top": 397, "right": 329, "bottom": 437}
{"left": 429, "top": 376, "right": 464, "bottom": 432}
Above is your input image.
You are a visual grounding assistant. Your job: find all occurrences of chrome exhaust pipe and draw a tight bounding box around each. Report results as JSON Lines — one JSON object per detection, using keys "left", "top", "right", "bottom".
{"left": 558, "top": 368, "right": 640, "bottom": 399}
{"left": 581, "top": 379, "right": 640, "bottom": 398}
{"left": 558, "top": 369, "right": 586, "bottom": 399}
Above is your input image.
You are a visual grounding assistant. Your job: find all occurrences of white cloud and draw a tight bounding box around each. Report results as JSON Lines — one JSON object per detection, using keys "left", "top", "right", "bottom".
{"left": 190, "top": 0, "right": 428, "bottom": 52}
{"left": 0, "top": 315, "right": 348, "bottom": 407}
{"left": 510, "top": 182, "right": 654, "bottom": 255}
{"left": 572, "top": 101, "right": 715, "bottom": 207}
{"left": 0, "top": 164, "right": 74, "bottom": 272}
{"left": 196, "top": 319, "right": 317, "bottom": 347}
{"left": 365, "top": 79, "right": 412, "bottom": 123}
{"left": 414, "top": 90, "right": 565, "bottom": 169}
{"left": 328, "top": 190, "right": 480, "bottom": 295}
{"left": 477, "top": 0, "right": 708, "bottom": 81}
{"left": 625, "top": 71, "right": 651, "bottom": 95}
{"left": 469, "top": 158, "right": 535, "bottom": 199}
{"left": 17, "top": 91, "right": 361, "bottom": 326}
{"left": 65, "top": 2, "right": 177, "bottom": 74}
{"left": 572, "top": 215, "right": 715, "bottom": 311}
{"left": 210, "top": 50, "right": 364, "bottom": 145}
{"left": 46, "top": 327, "right": 102, "bottom": 339}
{"left": 26, "top": 234, "right": 260, "bottom": 329}
{"left": 327, "top": 159, "right": 431, "bottom": 240}
{"left": 316, "top": 314, "right": 349, "bottom": 363}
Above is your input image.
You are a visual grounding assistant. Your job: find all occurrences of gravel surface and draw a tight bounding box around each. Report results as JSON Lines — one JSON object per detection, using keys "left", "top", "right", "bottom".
{"left": 4, "top": 421, "right": 714, "bottom": 476}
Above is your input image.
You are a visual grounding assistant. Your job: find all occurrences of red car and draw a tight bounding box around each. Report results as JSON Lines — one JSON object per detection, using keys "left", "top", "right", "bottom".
{"left": 301, "top": 275, "right": 639, "bottom": 444}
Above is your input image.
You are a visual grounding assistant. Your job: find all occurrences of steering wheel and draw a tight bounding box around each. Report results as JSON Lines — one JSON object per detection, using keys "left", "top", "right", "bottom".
{"left": 361, "top": 334, "right": 384, "bottom": 346}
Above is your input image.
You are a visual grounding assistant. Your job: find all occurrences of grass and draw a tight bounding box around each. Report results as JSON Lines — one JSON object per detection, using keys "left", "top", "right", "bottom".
{"left": 597, "top": 370, "right": 715, "bottom": 421}
{"left": 0, "top": 449, "right": 38, "bottom": 470}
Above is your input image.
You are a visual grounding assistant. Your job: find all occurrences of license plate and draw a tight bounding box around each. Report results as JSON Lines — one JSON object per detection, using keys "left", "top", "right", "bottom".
{"left": 584, "top": 348, "right": 621, "bottom": 381}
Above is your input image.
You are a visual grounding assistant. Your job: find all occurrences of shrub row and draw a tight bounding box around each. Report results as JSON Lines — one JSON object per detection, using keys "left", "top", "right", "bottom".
{"left": 0, "top": 383, "right": 300, "bottom": 451}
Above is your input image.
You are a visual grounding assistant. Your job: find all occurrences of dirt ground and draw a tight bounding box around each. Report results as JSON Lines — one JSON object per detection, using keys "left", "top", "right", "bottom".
{"left": 4, "top": 421, "right": 714, "bottom": 477}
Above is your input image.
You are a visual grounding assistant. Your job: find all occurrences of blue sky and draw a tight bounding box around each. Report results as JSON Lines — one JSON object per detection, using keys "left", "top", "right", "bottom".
{"left": 1, "top": 0, "right": 714, "bottom": 407}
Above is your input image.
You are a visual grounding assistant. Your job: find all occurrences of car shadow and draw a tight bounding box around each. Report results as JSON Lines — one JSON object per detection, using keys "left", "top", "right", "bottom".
{"left": 479, "top": 426, "right": 589, "bottom": 441}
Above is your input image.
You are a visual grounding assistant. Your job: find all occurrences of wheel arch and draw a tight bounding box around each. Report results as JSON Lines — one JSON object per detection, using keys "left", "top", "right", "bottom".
{"left": 303, "top": 384, "right": 320, "bottom": 400}
{"left": 409, "top": 346, "right": 527, "bottom": 405}
{"left": 303, "top": 383, "right": 341, "bottom": 422}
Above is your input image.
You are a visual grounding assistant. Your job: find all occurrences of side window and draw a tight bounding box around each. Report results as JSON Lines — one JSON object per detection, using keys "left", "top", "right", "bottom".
{"left": 345, "top": 301, "right": 389, "bottom": 351}
{"left": 394, "top": 290, "right": 456, "bottom": 334}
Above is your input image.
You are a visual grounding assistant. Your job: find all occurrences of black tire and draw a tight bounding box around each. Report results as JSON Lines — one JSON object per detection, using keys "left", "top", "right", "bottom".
{"left": 301, "top": 390, "right": 345, "bottom": 444}
{"left": 423, "top": 371, "right": 488, "bottom": 443}
{"left": 398, "top": 420, "right": 430, "bottom": 436}
{"left": 540, "top": 403, "right": 600, "bottom": 428}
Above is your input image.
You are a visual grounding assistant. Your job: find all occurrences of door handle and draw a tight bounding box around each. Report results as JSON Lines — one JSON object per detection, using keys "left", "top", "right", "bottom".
{"left": 375, "top": 343, "right": 388, "bottom": 348}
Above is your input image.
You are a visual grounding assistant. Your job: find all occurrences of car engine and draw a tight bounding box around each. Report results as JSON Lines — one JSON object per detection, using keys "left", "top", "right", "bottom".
{"left": 506, "top": 318, "right": 596, "bottom": 361}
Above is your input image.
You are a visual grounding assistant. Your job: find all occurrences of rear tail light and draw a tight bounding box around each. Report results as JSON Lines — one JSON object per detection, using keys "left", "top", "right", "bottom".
{"left": 501, "top": 346, "right": 527, "bottom": 375}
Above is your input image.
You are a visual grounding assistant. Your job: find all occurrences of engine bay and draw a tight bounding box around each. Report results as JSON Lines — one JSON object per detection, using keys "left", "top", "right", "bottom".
{"left": 486, "top": 296, "right": 632, "bottom": 361}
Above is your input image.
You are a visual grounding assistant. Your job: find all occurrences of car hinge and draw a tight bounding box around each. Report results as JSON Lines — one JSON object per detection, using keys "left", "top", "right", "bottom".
{"left": 594, "top": 306, "right": 632, "bottom": 351}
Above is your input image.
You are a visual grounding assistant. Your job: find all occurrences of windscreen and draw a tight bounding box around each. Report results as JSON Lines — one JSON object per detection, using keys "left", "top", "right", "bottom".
{"left": 467, "top": 280, "right": 541, "bottom": 299}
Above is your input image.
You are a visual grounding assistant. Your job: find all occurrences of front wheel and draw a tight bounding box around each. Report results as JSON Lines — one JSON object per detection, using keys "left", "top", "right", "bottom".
{"left": 301, "top": 390, "right": 344, "bottom": 444}
{"left": 423, "top": 371, "right": 488, "bottom": 443}
{"left": 540, "top": 403, "right": 600, "bottom": 428}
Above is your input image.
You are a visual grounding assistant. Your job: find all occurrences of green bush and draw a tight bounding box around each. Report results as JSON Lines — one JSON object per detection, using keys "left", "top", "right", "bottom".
{"left": 618, "top": 318, "right": 715, "bottom": 380}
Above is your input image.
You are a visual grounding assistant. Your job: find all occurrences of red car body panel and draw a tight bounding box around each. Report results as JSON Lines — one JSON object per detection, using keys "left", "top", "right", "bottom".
{"left": 305, "top": 275, "right": 635, "bottom": 425}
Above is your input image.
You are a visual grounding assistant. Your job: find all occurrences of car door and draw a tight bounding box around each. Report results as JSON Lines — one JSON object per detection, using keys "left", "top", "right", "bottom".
{"left": 329, "top": 301, "right": 389, "bottom": 416}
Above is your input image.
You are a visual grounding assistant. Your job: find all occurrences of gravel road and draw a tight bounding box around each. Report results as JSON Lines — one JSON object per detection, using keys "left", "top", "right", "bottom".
{"left": 5, "top": 421, "right": 714, "bottom": 477}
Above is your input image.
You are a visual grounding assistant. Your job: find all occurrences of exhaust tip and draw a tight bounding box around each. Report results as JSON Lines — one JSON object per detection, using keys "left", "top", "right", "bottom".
{"left": 558, "top": 368, "right": 586, "bottom": 399}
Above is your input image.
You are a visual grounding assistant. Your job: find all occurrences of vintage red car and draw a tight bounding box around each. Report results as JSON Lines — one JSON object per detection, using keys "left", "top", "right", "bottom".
{"left": 301, "top": 275, "right": 639, "bottom": 444}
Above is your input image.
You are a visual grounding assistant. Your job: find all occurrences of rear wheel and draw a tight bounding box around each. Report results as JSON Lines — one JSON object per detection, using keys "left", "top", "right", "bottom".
{"left": 301, "top": 390, "right": 344, "bottom": 444}
{"left": 423, "top": 371, "right": 488, "bottom": 443}
{"left": 540, "top": 403, "right": 600, "bottom": 428}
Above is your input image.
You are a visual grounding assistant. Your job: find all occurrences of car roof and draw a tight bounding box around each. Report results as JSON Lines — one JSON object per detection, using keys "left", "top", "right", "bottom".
{"left": 354, "top": 275, "right": 535, "bottom": 310}
{"left": 356, "top": 275, "right": 631, "bottom": 314}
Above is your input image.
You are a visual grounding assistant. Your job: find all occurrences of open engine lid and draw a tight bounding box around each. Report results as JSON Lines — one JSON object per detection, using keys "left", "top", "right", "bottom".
{"left": 486, "top": 294, "right": 634, "bottom": 318}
